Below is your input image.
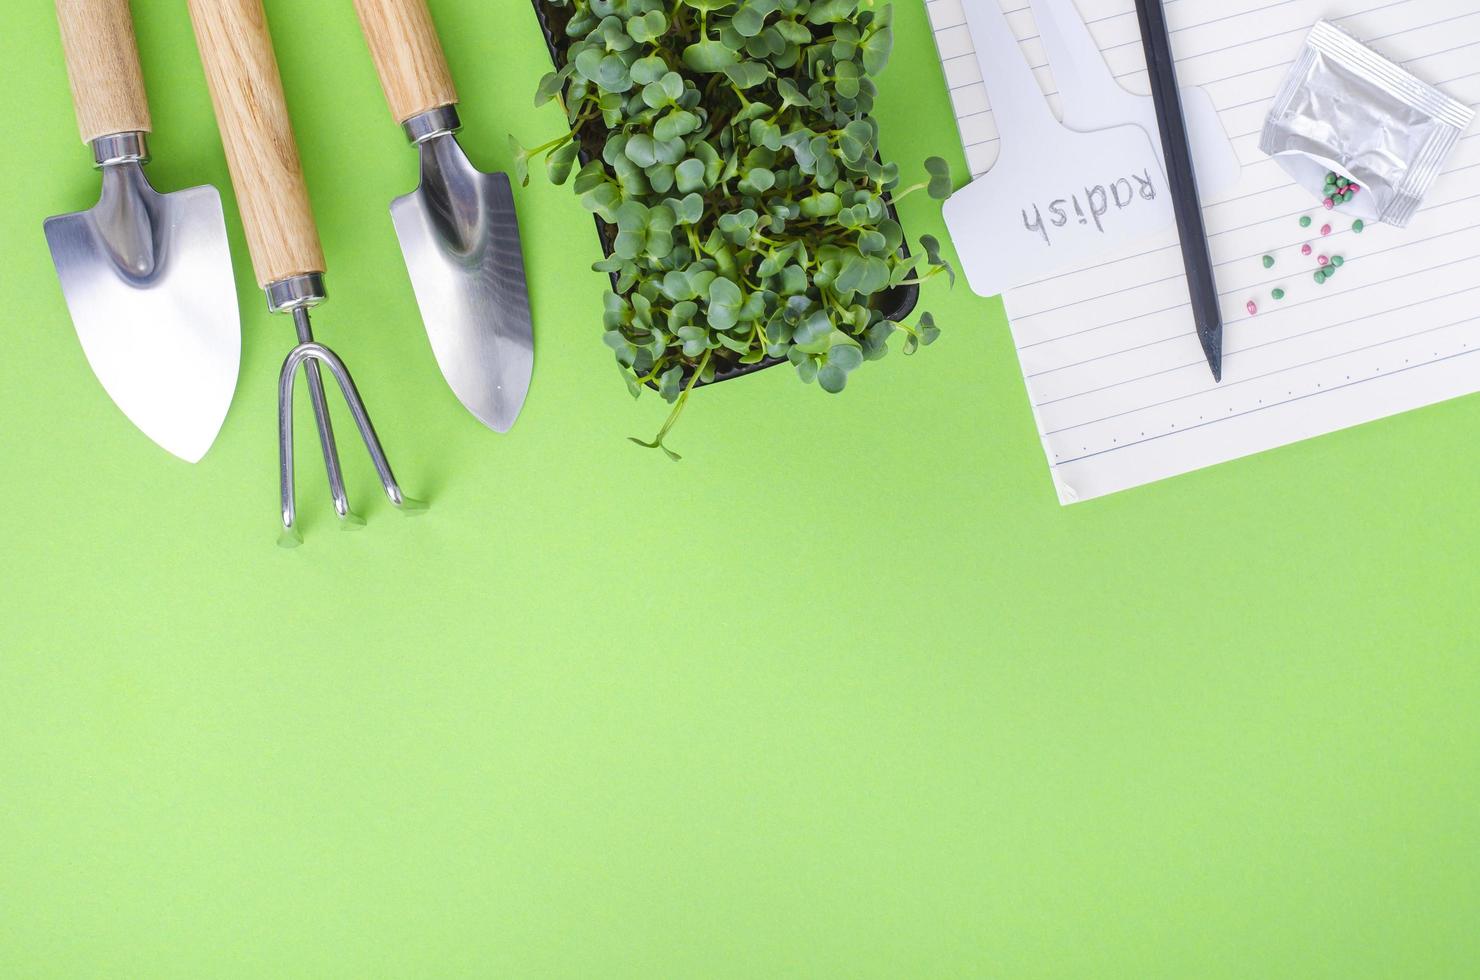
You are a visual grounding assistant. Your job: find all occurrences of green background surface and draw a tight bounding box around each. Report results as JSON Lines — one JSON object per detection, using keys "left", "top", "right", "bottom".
{"left": 3, "top": 0, "right": 1478, "bottom": 975}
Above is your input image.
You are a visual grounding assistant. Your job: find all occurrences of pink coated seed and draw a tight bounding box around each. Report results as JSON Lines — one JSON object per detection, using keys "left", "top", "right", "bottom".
{"left": 1301, "top": 243, "right": 1313, "bottom": 256}
{"left": 1321, "top": 224, "right": 1332, "bottom": 236}
{"left": 1318, "top": 255, "right": 1329, "bottom": 266}
{"left": 1323, "top": 197, "right": 1335, "bottom": 209}
{"left": 1247, "top": 301, "right": 1258, "bottom": 316}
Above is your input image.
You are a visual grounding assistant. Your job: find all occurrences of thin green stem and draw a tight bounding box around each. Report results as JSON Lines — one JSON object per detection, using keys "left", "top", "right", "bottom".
{"left": 894, "top": 267, "right": 945, "bottom": 287}
{"left": 888, "top": 180, "right": 929, "bottom": 204}
{"left": 637, "top": 349, "right": 711, "bottom": 457}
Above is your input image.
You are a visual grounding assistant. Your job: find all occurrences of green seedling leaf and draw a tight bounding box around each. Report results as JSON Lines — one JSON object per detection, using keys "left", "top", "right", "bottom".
{"left": 671, "top": 192, "right": 704, "bottom": 223}
{"left": 546, "top": 140, "right": 578, "bottom": 184}
{"left": 807, "top": 0, "right": 858, "bottom": 24}
{"left": 733, "top": 5, "right": 766, "bottom": 36}
{"left": 833, "top": 59, "right": 861, "bottom": 99}
{"left": 624, "top": 133, "right": 658, "bottom": 168}
{"left": 706, "top": 276, "right": 744, "bottom": 330}
{"left": 675, "top": 158, "right": 707, "bottom": 193}
{"left": 657, "top": 364, "right": 684, "bottom": 401}
{"left": 918, "top": 311, "right": 941, "bottom": 347}
{"left": 626, "top": 9, "right": 668, "bottom": 41}
{"left": 508, "top": 135, "right": 533, "bottom": 187}
{"left": 924, "top": 156, "right": 952, "bottom": 200}
{"left": 654, "top": 108, "right": 699, "bottom": 142}
{"left": 860, "top": 23, "right": 893, "bottom": 74}
{"left": 683, "top": 39, "right": 741, "bottom": 72}
{"left": 793, "top": 309, "right": 832, "bottom": 351}
{"left": 580, "top": 182, "right": 622, "bottom": 222}
{"left": 535, "top": 67, "right": 571, "bottom": 107}
{"left": 817, "top": 362, "right": 848, "bottom": 392}
{"left": 573, "top": 46, "right": 605, "bottom": 83}
{"left": 724, "top": 61, "right": 770, "bottom": 88}
{"left": 630, "top": 55, "right": 668, "bottom": 85}
{"left": 596, "top": 53, "right": 633, "bottom": 92}
{"left": 572, "top": 159, "right": 607, "bottom": 194}
{"left": 738, "top": 167, "right": 775, "bottom": 194}
{"left": 861, "top": 319, "right": 895, "bottom": 360}
{"left": 799, "top": 191, "right": 841, "bottom": 217}
{"left": 920, "top": 233, "right": 956, "bottom": 287}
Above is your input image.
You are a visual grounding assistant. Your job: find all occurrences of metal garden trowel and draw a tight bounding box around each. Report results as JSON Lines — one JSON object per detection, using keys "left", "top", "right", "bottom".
{"left": 44, "top": 0, "right": 239, "bottom": 463}
{"left": 354, "top": 0, "right": 535, "bottom": 433}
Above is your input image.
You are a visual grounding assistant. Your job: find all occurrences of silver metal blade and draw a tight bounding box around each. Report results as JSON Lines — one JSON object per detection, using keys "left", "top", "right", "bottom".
{"left": 44, "top": 165, "right": 240, "bottom": 462}
{"left": 390, "top": 133, "right": 533, "bottom": 432}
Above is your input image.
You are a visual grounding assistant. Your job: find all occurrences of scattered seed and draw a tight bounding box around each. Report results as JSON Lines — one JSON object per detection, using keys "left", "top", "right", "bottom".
{"left": 1331, "top": 255, "right": 1344, "bottom": 267}
{"left": 1315, "top": 270, "right": 1327, "bottom": 283}
{"left": 1262, "top": 255, "right": 1275, "bottom": 269}
{"left": 1301, "top": 243, "right": 1313, "bottom": 255}
{"left": 1318, "top": 254, "right": 1329, "bottom": 266}
{"left": 1353, "top": 219, "right": 1365, "bottom": 233}
{"left": 1321, "top": 224, "right": 1332, "bottom": 236}
{"left": 1272, "top": 287, "right": 1286, "bottom": 300}
{"left": 1324, "top": 197, "right": 1335, "bottom": 210}
{"left": 1246, "top": 300, "right": 1258, "bottom": 316}
{"left": 1300, "top": 215, "right": 1313, "bottom": 228}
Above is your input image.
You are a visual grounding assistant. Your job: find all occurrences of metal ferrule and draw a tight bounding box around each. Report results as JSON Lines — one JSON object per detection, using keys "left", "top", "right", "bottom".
{"left": 265, "top": 272, "right": 327, "bottom": 314}
{"left": 402, "top": 105, "right": 461, "bottom": 145}
{"left": 91, "top": 131, "right": 149, "bottom": 168}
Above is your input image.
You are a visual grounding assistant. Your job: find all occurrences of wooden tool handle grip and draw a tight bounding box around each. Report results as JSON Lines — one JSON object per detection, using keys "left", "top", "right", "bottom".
{"left": 55, "top": 0, "right": 152, "bottom": 144}
{"left": 188, "top": 0, "right": 325, "bottom": 288}
{"left": 353, "top": 0, "right": 458, "bottom": 124}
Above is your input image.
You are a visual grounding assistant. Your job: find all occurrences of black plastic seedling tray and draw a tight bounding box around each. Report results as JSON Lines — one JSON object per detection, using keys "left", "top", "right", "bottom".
{"left": 531, "top": 0, "right": 920, "bottom": 387}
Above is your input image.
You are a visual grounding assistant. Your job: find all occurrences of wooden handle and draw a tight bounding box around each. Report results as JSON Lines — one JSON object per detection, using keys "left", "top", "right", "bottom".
{"left": 188, "top": 0, "right": 324, "bottom": 288}
{"left": 353, "top": 0, "right": 457, "bottom": 124}
{"left": 55, "top": 0, "right": 151, "bottom": 144}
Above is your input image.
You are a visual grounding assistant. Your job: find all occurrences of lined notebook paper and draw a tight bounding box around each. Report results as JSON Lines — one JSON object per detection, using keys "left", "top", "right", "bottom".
{"left": 927, "top": 0, "right": 1480, "bottom": 503}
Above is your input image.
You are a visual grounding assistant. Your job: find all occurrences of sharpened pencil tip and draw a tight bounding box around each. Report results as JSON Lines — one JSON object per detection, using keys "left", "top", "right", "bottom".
{"left": 1200, "top": 347, "right": 1223, "bottom": 383}
{"left": 1200, "top": 333, "right": 1223, "bottom": 383}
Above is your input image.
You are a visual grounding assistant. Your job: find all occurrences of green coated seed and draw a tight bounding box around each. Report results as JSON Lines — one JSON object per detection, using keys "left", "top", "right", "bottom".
{"left": 1353, "top": 219, "right": 1365, "bottom": 233}
{"left": 1300, "top": 215, "right": 1313, "bottom": 228}
{"left": 1272, "top": 288, "right": 1286, "bottom": 300}
{"left": 1343, "top": 189, "right": 1354, "bottom": 202}
{"left": 1315, "top": 270, "right": 1327, "bottom": 284}
{"left": 1331, "top": 255, "right": 1344, "bottom": 267}
{"left": 1263, "top": 255, "right": 1275, "bottom": 269}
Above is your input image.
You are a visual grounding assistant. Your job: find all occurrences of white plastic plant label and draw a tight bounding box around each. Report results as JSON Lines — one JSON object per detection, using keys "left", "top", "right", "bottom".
{"left": 942, "top": 0, "right": 1175, "bottom": 298}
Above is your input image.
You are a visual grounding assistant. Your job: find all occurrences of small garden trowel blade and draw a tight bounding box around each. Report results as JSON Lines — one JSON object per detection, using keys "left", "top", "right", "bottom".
{"left": 390, "top": 133, "right": 533, "bottom": 433}
{"left": 44, "top": 170, "right": 240, "bottom": 462}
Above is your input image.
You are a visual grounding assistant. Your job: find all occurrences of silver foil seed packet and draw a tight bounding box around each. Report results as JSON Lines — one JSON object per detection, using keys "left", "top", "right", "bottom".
{"left": 1260, "top": 20, "right": 1474, "bottom": 228}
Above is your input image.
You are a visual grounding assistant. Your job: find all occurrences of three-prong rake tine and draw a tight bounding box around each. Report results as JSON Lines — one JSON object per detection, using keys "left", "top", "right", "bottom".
{"left": 276, "top": 305, "right": 425, "bottom": 547}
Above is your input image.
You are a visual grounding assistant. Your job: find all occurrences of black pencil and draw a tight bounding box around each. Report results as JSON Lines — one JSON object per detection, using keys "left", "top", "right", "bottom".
{"left": 1132, "top": 0, "right": 1223, "bottom": 382}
